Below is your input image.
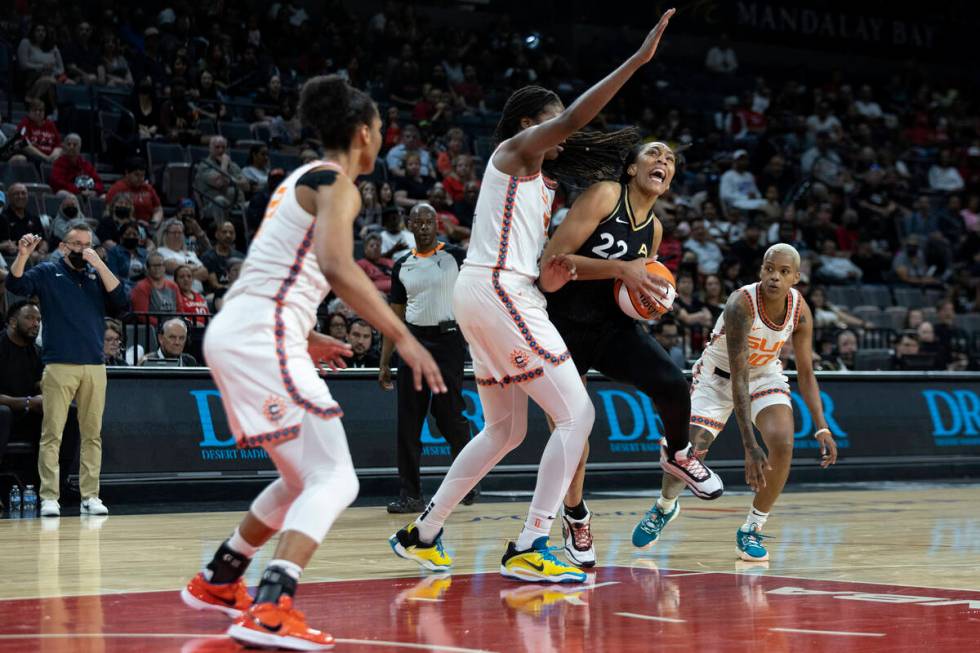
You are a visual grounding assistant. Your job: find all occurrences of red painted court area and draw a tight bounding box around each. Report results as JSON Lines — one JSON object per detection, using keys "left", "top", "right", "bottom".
{"left": 1, "top": 567, "right": 977, "bottom": 652}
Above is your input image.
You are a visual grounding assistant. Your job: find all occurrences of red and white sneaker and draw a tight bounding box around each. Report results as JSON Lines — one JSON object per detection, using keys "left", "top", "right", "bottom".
{"left": 561, "top": 511, "right": 596, "bottom": 568}
{"left": 228, "top": 595, "right": 335, "bottom": 651}
{"left": 180, "top": 573, "right": 253, "bottom": 618}
{"left": 660, "top": 443, "right": 724, "bottom": 499}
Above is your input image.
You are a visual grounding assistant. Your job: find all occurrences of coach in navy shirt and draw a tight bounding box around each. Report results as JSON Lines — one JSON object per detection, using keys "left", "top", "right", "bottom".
{"left": 7, "top": 224, "right": 127, "bottom": 517}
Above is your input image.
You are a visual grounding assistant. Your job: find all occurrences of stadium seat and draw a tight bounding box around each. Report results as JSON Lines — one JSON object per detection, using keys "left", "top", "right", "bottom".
{"left": 218, "top": 121, "right": 253, "bottom": 145}
{"left": 187, "top": 145, "right": 210, "bottom": 164}
{"left": 1, "top": 162, "right": 41, "bottom": 186}
{"left": 852, "top": 306, "right": 881, "bottom": 323}
{"left": 883, "top": 306, "right": 908, "bottom": 331}
{"left": 161, "top": 163, "right": 193, "bottom": 206}
{"left": 954, "top": 313, "right": 980, "bottom": 334}
{"left": 854, "top": 349, "right": 894, "bottom": 371}
{"left": 56, "top": 84, "right": 95, "bottom": 111}
{"left": 42, "top": 194, "right": 62, "bottom": 218}
{"left": 86, "top": 195, "right": 106, "bottom": 220}
{"left": 892, "top": 287, "right": 925, "bottom": 309}
{"left": 228, "top": 148, "right": 249, "bottom": 168}
{"left": 859, "top": 285, "right": 892, "bottom": 307}
{"left": 270, "top": 152, "right": 301, "bottom": 173}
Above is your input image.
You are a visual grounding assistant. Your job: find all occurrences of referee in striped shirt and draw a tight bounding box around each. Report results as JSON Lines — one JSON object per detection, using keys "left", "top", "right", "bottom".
{"left": 379, "top": 203, "right": 474, "bottom": 513}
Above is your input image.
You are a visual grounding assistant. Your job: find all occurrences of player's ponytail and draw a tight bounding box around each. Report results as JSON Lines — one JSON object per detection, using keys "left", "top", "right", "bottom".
{"left": 545, "top": 127, "right": 641, "bottom": 187}
{"left": 299, "top": 75, "right": 377, "bottom": 151}
{"left": 495, "top": 85, "right": 639, "bottom": 188}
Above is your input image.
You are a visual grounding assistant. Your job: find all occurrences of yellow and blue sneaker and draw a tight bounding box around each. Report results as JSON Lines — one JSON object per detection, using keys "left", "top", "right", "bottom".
{"left": 735, "top": 524, "right": 771, "bottom": 561}
{"left": 389, "top": 523, "right": 453, "bottom": 572}
{"left": 500, "top": 537, "right": 587, "bottom": 584}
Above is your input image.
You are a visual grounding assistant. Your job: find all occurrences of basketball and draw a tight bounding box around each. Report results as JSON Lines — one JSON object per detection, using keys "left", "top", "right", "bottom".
{"left": 613, "top": 260, "right": 675, "bottom": 320}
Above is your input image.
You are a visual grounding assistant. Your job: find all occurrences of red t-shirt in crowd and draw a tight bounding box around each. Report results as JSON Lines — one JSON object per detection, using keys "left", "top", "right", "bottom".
{"left": 50, "top": 155, "right": 105, "bottom": 195}
{"left": 106, "top": 179, "right": 161, "bottom": 221}
{"left": 178, "top": 290, "right": 210, "bottom": 326}
{"left": 16, "top": 117, "right": 62, "bottom": 156}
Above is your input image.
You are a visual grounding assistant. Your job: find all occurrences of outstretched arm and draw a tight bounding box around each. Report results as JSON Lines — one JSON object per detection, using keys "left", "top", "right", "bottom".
{"left": 724, "top": 290, "right": 770, "bottom": 490}
{"left": 792, "top": 299, "right": 838, "bottom": 467}
{"left": 495, "top": 9, "right": 675, "bottom": 176}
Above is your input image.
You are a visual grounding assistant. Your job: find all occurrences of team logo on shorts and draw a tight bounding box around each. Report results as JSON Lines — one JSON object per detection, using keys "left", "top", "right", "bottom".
{"left": 262, "top": 395, "right": 288, "bottom": 423}
{"left": 510, "top": 349, "right": 531, "bottom": 370}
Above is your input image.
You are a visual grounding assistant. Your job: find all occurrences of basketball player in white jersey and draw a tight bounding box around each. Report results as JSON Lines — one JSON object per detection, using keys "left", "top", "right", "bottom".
{"left": 179, "top": 76, "right": 444, "bottom": 651}
{"left": 391, "top": 10, "right": 677, "bottom": 584}
{"left": 632, "top": 244, "right": 838, "bottom": 561}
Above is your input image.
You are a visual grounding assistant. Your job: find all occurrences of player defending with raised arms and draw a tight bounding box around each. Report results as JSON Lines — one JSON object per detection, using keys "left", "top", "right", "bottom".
{"left": 632, "top": 244, "right": 838, "bottom": 561}
{"left": 542, "top": 141, "right": 723, "bottom": 568}
{"left": 179, "top": 75, "right": 445, "bottom": 651}
{"left": 391, "top": 9, "right": 677, "bottom": 584}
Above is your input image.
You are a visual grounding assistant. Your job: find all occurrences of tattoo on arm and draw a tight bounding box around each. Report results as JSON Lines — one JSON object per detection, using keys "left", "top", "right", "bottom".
{"left": 724, "top": 293, "right": 756, "bottom": 449}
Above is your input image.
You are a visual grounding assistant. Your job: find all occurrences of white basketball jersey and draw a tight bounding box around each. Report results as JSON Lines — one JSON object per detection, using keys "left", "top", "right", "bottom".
{"left": 700, "top": 282, "right": 801, "bottom": 378}
{"left": 463, "top": 148, "right": 556, "bottom": 279}
{"left": 224, "top": 161, "right": 342, "bottom": 336}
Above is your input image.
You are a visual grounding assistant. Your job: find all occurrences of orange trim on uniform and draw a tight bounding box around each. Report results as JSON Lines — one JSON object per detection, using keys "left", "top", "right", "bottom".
{"left": 739, "top": 288, "right": 755, "bottom": 319}
{"left": 412, "top": 242, "right": 445, "bottom": 258}
{"left": 476, "top": 367, "right": 545, "bottom": 387}
{"left": 756, "top": 284, "right": 790, "bottom": 332}
{"left": 542, "top": 175, "right": 558, "bottom": 190}
{"left": 791, "top": 290, "right": 802, "bottom": 330}
{"left": 240, "top": 424, "right": 302, "bottom": 449}
{"left": 490, "top": 175, "right": 570, "bottom": 367}
{"left": 272, "top": 222, "right": 344, "bottom": 422}
{"left": 690, "top": 414, "right": 725, "bottom": 431}
{"left": 750, "top": 388, "right": 791, "bottom": 401}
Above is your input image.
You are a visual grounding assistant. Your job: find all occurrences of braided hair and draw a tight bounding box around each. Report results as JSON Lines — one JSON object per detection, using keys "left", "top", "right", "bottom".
{"left": 495, "top": 85, "right": 640, "bottom": 188}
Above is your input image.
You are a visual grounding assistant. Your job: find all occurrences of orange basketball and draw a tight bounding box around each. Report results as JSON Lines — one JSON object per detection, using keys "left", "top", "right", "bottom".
{"left": 613, "top": 260, "right": 675, "bottom": 321}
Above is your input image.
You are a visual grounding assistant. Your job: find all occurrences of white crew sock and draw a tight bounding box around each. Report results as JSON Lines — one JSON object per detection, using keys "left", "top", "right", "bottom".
{"left": 656, "top": 496, "right": 677, "bottom": 513}
{"left": 742, "top": 507, "right": 769, "bottom": 532}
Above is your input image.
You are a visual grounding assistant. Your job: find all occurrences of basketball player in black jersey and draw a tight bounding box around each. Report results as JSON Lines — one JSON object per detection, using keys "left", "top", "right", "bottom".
{"left": 542, "top": 141, "right": 723, "bottom": 567}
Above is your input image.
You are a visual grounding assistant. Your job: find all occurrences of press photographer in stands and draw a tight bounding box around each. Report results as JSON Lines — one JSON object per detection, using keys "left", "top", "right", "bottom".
{"left": 6, "top": 225, "right": 127, "bottom": 517}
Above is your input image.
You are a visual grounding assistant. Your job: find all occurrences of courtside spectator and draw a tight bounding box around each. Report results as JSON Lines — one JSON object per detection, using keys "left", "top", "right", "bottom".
{"left": 106, "top": 222, "right": 147, "bottom": 294}
{"left": 928, "top": 150, "right": 965, "bottom": 193}
{"left": 684, "top": 221, "right": 723, "bottom": 275}
{"left": 705, "top": 33, "right": 738, "bottom": 74}
{"left": 155, "top": 218, "right": 209, "bottom": 292}
{"left": 652, "top": 319, "right": 686, "bottom": 369}
{"left": 103, "top": 318, "right": 127, "bottom": 365}
{"left": 175, "top": 264, "right": 210, "bottom": 326}
{"left": 348, "top": 319, "right": 380, "bottom": 367}
{"left": 832, "top": 330, "right": 859, "bottom": 371}
{"left": 386, "top": 124, "right": 434, "bottom": 177}
{"left": 356, "top": 233, "right": 394, "bottom": 294}
{"left": 130, "top": 252, "right": 179, "bottom": 317}
{"left": 212, "top": 258, "right": 243, "bottom": 313}
{"left": 719, "top": 150, "right": 767, "bottom": 212}
{"left": 201, "top": 222, "right": 243, "bottom": 291}
{"left": 0, "top": 301, "right": 43, "bottom": 477}
{"left": 194, "top": 136, "right": 249, "bottom": 224}
{"left": 97, "top": 35, "right": 133, "bottom": 89}
{"left": 106, "top": 158, "right": 163, "bottom": 225}
{"left": 50, "top": 134, "right": 104, "bottom": 197}
{"left": 450, "top": 179, "right": 480, "bottom": 230}
{"left": 6, "top": 225, "right": 126, "bottom": 517}
{"left": 141, "top": 318, "right": 198, "bottom": 366}
{"left": 355, "top": 181, "right": 384, "bottom": 238}
{"left": 242, "top": 144, "right": 271, "bottom": 193}
{"left": 394, "top": 152, "right": 435, "bottom": 209}
{"left": 380, "top": 207, "right": 416, "bottom": 259}
{"left": 893, "top": 235, "right": 941, "bottom": 287}
{"left": 49, "top": 195, "right": 96, "bottom": 248}
{"left": 15, "top": 99, "right": 63, "bottom": 164}
{"left": 325, "top": 313, "right": 349, "bottom": 342}
{"left": 0, "top": 184, "right": 44, "bottom": 256}
{"left": 62, "top": 22, "right": 100, "bottom": 84}
{"left": 96, "top": 194, "right": 138, "bottom": 247}
{"left": 442, "top": 154, "right": 478, "bottom": 203}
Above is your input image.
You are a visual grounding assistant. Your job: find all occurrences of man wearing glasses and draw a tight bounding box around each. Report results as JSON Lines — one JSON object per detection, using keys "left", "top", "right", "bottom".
{"left": 6, "top": 224, "right": 128, "bottom": 517}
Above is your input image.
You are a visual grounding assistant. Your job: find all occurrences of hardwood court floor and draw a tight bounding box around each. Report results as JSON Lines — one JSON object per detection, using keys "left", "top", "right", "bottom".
{"left": 1, "top": 484, "right": 978, "bottom": 651}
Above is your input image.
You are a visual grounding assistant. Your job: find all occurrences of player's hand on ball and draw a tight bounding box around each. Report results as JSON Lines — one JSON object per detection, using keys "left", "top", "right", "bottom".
{"left": 620, "top": 257, "right": 662, "bottom": 297}
{"left": 816, "top": 430, "right": 838, "bottom": 468}
{"left": 308, "top": 331, "right": 353, "bottom": 373}
{"left": 397, "top": 335, "right": 446, "bottom": 393}
{"left": 744, "top": 446, "right": 771, "bottom": 492}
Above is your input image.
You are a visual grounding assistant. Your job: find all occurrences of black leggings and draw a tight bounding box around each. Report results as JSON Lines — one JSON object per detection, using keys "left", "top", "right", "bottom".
{"left": 555, "top": 318, "right": 690, "bottom": 454}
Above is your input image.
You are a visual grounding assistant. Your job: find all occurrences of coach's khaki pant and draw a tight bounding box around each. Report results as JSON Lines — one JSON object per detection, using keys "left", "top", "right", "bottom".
{"left": 39, "top": 364, "right": 107, "bottom": 501}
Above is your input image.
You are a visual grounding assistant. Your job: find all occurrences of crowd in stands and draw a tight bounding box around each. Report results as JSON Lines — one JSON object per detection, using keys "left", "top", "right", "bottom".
{"left": 0, "top": 1, "right": 978, "bottom": 373}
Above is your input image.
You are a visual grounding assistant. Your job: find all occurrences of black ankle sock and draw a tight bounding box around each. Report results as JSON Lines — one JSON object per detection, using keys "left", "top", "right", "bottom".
{"left": 205, "top": 541, "right": 252, "bottom": 584}
{"left": 564, "top": 500, "right": 588, "bottom": 520}
{"left": 254, "top": 565, "right": 298, "bottom": 605}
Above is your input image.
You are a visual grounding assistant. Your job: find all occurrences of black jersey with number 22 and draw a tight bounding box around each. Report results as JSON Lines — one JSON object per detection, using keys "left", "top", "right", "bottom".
{"left": 546, "top": 183, "right": 656, "bottom": 326}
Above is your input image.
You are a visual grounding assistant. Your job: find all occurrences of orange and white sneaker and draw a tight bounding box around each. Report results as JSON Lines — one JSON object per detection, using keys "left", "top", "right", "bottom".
{"left": 227, "top": 595, "right": 335, "bottom": 651}
{"left": 180, "top": 573, "right": 253, "bottom": 618}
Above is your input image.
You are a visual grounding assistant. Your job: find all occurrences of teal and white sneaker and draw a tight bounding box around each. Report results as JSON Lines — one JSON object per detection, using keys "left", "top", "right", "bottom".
{"left": 631, "top": 501, "right": 680, "bottom": 549}
{"left": 735, "top": 524, "right": 771, "bottom": 561}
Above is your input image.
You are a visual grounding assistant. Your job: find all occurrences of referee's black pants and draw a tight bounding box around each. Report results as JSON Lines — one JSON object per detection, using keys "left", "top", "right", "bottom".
{"left": 395, "top": 325, "right": 470, "bottom": 499}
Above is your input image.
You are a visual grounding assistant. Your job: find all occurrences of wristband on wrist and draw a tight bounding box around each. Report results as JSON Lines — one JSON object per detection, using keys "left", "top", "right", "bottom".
{"left": 814, "top": 427, "right": 831, "bottom": 438}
